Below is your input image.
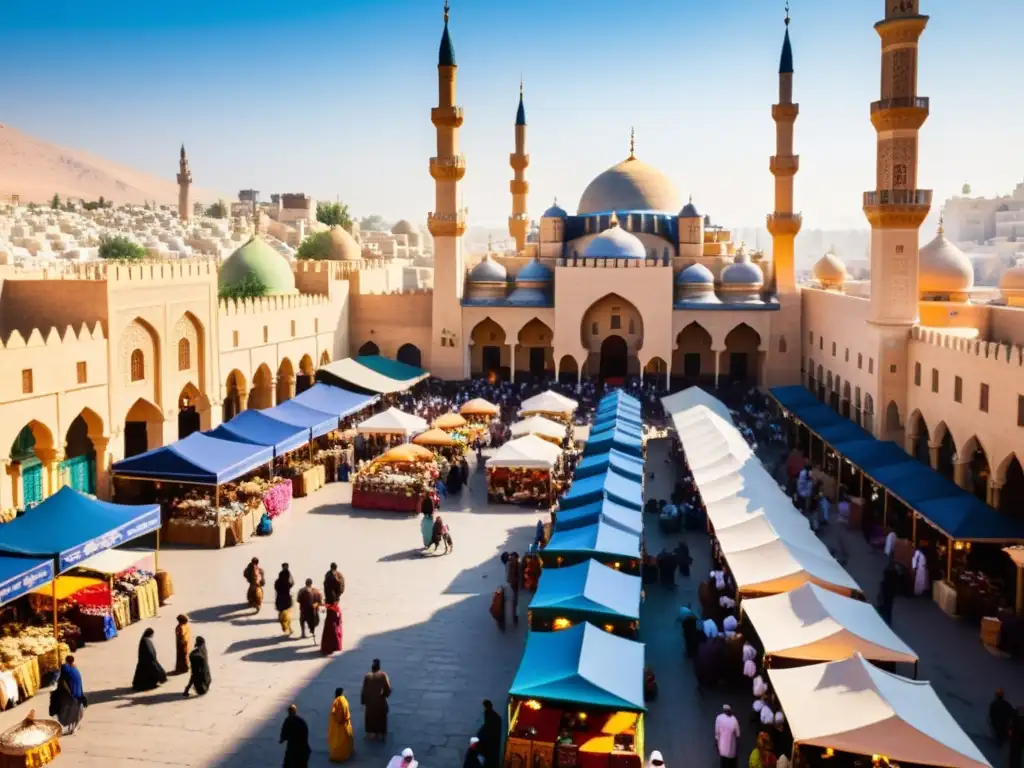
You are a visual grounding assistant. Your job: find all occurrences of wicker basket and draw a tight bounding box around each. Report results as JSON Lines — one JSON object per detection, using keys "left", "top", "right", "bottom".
{"left": 0, "top": 715, "right": 61, "bottom": 768}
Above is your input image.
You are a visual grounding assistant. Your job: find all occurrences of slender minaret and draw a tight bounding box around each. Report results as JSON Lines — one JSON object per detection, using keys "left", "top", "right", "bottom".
{"left": 864, "top": 0, "right": 931, "bottom": 436}
{"left": 177, "top": 144, "right": 192, "bottom": 222}
{"left": 428, "top": 1, "right": 467, "bottom": 379}
{"left": 766, "top": 4, "right": 800, "bottom": 294}
{"left": 508, "top": 79, "right": 529, "bottom": 253}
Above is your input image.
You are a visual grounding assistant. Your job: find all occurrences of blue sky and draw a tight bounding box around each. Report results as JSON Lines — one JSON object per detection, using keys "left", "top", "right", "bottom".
{"left": 1, "top": 0, "right": 1021, "bottom": 229}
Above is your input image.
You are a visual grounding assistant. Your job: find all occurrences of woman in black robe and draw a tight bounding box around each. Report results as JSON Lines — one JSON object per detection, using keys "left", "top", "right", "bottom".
{"left": 275, "top": 564, "right": 295, "bottom": 635}
{"left": 446, "top": 464, "right": 463, "bottom": 494}
{"left": 183, "top": 637, "right": 211, "bottom": 696}
{"left": 132, "top": 628, "right": 167, "bottom": 691}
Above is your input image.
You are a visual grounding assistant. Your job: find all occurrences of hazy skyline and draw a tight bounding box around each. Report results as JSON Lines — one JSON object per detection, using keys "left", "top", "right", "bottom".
{"left": 2, "top": 0, "right": 1022, "bottom": 230}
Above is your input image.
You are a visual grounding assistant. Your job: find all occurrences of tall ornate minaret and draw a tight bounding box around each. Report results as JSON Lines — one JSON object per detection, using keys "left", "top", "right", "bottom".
{"left": 765, "top": 4, "right": 802, "bottom": 387}
{"left": 177, "top": 144, "right": 192, "bottom": 222}
{"left": 428, "top": 1, "right": 468, "bottom": 379}
{"left": 864, "top": 0, "right": 931, "bottom": 436}
{"left": 508, "top": 80, "right": 529, "bottom": 253}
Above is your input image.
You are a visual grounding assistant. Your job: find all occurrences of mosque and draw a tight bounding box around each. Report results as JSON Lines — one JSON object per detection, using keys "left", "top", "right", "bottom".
{"left": 0, "top": 0, "right": 1021, "bottom": 518}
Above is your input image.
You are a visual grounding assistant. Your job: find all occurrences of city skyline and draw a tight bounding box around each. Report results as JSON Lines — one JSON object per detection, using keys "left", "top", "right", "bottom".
{"left": 2, "top": 0, "right": 1022, "bottom": 229}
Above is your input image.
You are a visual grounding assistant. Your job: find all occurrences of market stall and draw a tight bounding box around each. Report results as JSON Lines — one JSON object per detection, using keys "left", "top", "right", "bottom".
{"left": 356, "top": 407, "right": 428, "bottom": 440}
{"left": 290, "top": 382, "right": 378, "bottom": 421}
{"left": 0, "top": 557, "right": 55, "bottom": 709}
{"left": 112, "top": 432, "right": 273, "bottom": 548}
{"left": 433, "top": 412, "right": 467, "bottom": 431}
{"left": 485, "top": 435, "right": 562, "bottom": 506}
{"left": 541, "top": 521, "right": 642, "bottom": 573}
{"left": 316, "top": 354, "right": 429, "bottom": 395}
{"left": 559, "top": 470, "right": 643, "bottom": 512}
{"left": 351, "top": 444, "right": 439, "bottom": 513}
{"left": 210, "top": 409, "right": 309, "bottom": 457}
{"left": 519, "top": 390, "right": 578, "bottom": 422}
{"left": 510, "top": 416, "right": 567, "bottom": 446}
{"left": 412, "top": 428, "right": 458, "bottom": 449}
{"left": 582, "top": 426, "right": 643, "bottom": 460}
{"left": 574, "top": 449, "right": 645, "bottom": 483}
{"left": 768, "top": 653, "right": 990, "bottom": 768}
{"left": 66, "top": 549, "right": 162, "bottom": 637}
{"left": 506, "top": 622, "right": 646, "bottom": 768}
{"left": 554, "top": 498, "right": 643, "bottom": 536}
{"left": 459, "top": 397, "right": 500, "bottom": 422}
{"left": 528, "top": 559, "right": 641, "bottom": 637}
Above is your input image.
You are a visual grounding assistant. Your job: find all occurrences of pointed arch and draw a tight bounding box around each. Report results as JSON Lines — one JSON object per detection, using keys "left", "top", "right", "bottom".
{"left": 841, "top": 381, "right": 853, "bottom": 419}
{"left": 124, "top": 398, "right": 163, "bottom": 458}
{"left": 516, "top": 318, "right": 554, "bottom": 379}
{"left": 582, "top": 294, "right": 643, "bottom": 380}
{"left": 320, "top": 350, "right": 331, "bottom": 366}
{"left": 119, "top": 317, "right": 161, "bottom": 403}
{"left": 177, "top": 381, "right": 206, "bottom": 439}
{"left": 470, "top": 318, "right": 508, "bottom": 380}
{"left": 960, "top": 435, "right": 990, "bottom": 503}
{"left": 298, "top": 354, "right": 315, "bottom": 376}
{"left": 223, "top": 369, "right": 247, "bottom": 422}
{"left": 62, "top": 410, "right": 102, "bottom": 495}
{"left": 674, "top": 322, "right": 714, "bottom": 384}
{"left": 276, "top": 358, "right": 296, "bottom": 404}
{"left": 557, "top": 354, "right": 578, "bottom": 384}
{"left": 396, "top": 343, "right": 423, "bottom": 369}
{"left": 249, "top": 364, "right": 275, "bottom": 410}
{"left": 997, "top": 453, "right": 1024, "bottom": 518}
{"left": 358, "top": 341, "right": 380, "bottom": 357}
{"left": 883, "top": 401, "right": 903, "bottom": 444}
{"left": 296, "top": 354, "right": 316, "bottom": 396}
{"left": 862, "top": 394, "right": 874, "bottom": 434}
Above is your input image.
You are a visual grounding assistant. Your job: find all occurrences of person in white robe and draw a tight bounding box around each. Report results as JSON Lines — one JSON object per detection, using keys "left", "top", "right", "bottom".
{"left": 911, "top": 546, "right": 929, "bottom": 596}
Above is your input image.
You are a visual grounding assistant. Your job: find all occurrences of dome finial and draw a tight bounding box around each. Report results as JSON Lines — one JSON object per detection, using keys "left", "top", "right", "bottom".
{"left": 609, "top": 211, "right": 620, "bottom": 228}
{"left": 443, "top": 0, "right": 449, "bottom": 24}
{"left": 688, "top": 194, "right": 693, "bottom": 204}
{"left": 784, "top": 0, "right": 790, "bottom": 26}
{"left": 628, "top": 126, "right": 635, "bottom": 160}
{"left": 487, "top": 233, "right": 493, "bottom": 251}
{"left": 938, "top": 215, "right": 944, "bottom": 236}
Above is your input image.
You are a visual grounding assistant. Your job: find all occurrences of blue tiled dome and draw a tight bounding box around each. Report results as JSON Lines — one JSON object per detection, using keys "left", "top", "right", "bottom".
{"left": 506, "top": 287, "right": 550, "bottom": 306}
{"left": 467, "top": 253, "right": 507, "bottom": 283}
{"left": 675, "top": 263, "right": 714, "bottom": 284}
{"left": 542, "top": 199, "right": 568, "bottom": 219}
{"left": 584, "top": 218, "right": 647, "bottom": 260}
{"left": 516, "top": 258, "right": 553, "bottom": 283}
{"left": 721, "top": 249, "right": 764, "bottom": 285}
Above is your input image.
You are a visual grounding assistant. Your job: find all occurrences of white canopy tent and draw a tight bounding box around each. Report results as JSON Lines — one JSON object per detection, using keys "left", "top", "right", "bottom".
{"left": 725, "top": 537, "right": 861, "bottom": 596}
{"left": 661, "top": 386, "right": 734, "bottom": 426}
{"left": 356, "top": 407, "right": 428, "bottom": 436}
{"left": 769, "top": 654, "right": 989, "bottom": 768}
{"left": 715, "top": 511, "right": 819, "bottom": 554}
{"left": 75, "top": 548, "right": 154, "bottom": 576}
{"left": 486, "top": 434, "right": 563, "bottom": 469}
{"left": 510, "top": 416, "right": 567, "bottom": 443}
{"left": 519, "top": 390, "right": 578, "bottom": 417}
{"left": 742, "top": 583, "right": 918, "bottom": 664}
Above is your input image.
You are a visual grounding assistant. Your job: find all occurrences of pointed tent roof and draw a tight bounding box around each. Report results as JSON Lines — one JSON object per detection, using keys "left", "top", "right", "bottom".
{"left": 459, "top": 397, "right": 500, "bottom": 416}
{"left": 486, "top": 434, "right": 563, "bottom": 469}
{"left": 509, "top": 622, "right": 646, "bottom": 711}
{"left": 543, "top": 521, "right": 641, "bottom": 563}
{"left": 519, "top": 390, "right": 578, "bottom": 417}
{"left": 598, "top": 390, "right": 641, "bottom": 410}
{"left": 554, "top": 498, "right": 643, "bottom": 536}
{"left": 356, "top": 407, "right": 428, "bottom": 436}
{"left": 768, "top": 654, "right": 989, "bottom": 768}
{"left": 560, "top": 470, "right": 643, "bottom": 511}
{"left": 510, "top": 415, "right": 567, "bottom": 443}
{"left": 529, "top": 559, "right": 641, "bottom": 622}
{"left": 574, "top": 449, "right": 645, "bottom": 483}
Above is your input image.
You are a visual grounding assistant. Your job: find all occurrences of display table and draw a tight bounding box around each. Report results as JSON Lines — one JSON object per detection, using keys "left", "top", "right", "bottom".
{"left": 164, "top": 513, "right": 254, "bottom": 549}
{"left": 155, "top": 570, "right": 174, "bottom": 605}
{"left": 7, "top": 658, "right": 40, "bottom": 701}
{"left": 351, "top": 489, "right": 427, "bottom": 513}
{"left": 933, "top": 580, "right": 958, "bottom": 617}
{"left": 507, "top": 707, "right": 641, "bottom": 768}
{"left": 130, "top": 580, "right": 159, "bottom": 622}
{"left": 111, "top": 595, "right": 131, "bottom": 630}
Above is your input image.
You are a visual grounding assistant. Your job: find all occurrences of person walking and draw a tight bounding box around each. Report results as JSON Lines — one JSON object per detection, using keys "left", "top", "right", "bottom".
{"left": 360, "top": 658, "right": 392, "bottom": 740}
{"left": 505, "top": 552, "right": 521, "bottom": 625}
{"left": 132, "top": 628, "right": 167, "bottom": 691}
{"left": 464, "top": 737, "right": 485, "bottom": 768}
{"left": 173, "top": 614, "right": 191, "bottom": 675}
{"left": 280, "top": 704, "right": 311, "bottom": 768}
{"left": 715, "top": 704, "right": 741, "bottom": 768}
{"left": 324, "top": 563, "right": 345, "bottom": 605}
{"left": 321, "top": 603, "right": 343, "bottom": 656}
{"left": 244, "top": 557, "right": 265, "bottom": 613}
{"left": 183, "top": 637, "right": 211, "bottom": 697}
{"left": 328, "top": 687, "right": 354, "bottom": 762}
{"left": 476, "top": 699, "right": 502, "bottom": 768}
{"left": 50, "top": 655, "right": 86, "bottom": 734}
{"left": 296, "top": 579, "right": 322, "bottom": 643}
{"left": 275, "top": 564, "right": 295, "bottom": 636}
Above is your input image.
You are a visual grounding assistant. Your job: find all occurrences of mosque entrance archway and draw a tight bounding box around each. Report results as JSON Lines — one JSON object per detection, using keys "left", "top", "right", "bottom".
{"left": 722, "top": 323, "right": 761, "bottom": 386}
{"left": 62, "top": 412, "right": 100, "bottom": 495}
{"left": 124, "top": 399, "right": 163, "bottom": 459}
{"left": 1000, "top": 454, "right": 1024, "bottom": 519}
{"left": 178, "top": 384, "right": 202, "bottom": 440}
{"left": 558, "top": 355, "right": 578, "bottom": 385}
{"left": 223, "top": 370, "right": 247, "bottom": 422}
{"left": 470, "top": 318, "right": 508, "bottom": 381}
{"left": 673, "top": 322, "right": 713, "bottom": 388}
{"left": 297, "top": 355, "right": 315, "bottom": 395}
{"left": 481, "top": 346, "right": 502, "bottom": 380}
{"left": 358, "top": 341, "right": 379, "bottom": 357}
{"left": 599, "top": 335, "right": 628, "bottom": 382}
{"left": 397, "top": 344, "right": 422, "bottom": 369}
{"left": 10, "top": 422, "right": 55, "bottom": 506}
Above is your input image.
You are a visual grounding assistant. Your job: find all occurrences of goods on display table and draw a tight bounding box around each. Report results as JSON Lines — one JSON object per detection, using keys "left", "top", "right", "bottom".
{"left": 278, "top": 459, "right": 327, "bottom": 499}
{"left": 0, "top": 623, "right": 69, "bottom": 706}
{"left": 510, "top": 416, "right": 567, "bottom": 446}
{"left": 236, "top": 478, "right": 294, "bottom": 519}
{"left": 0, "top": 714, "right": 62, "bottom": 768}
{"left": 486, "top": 435, "right": 562, "bottom": 506}
{"left": 352, "top": 444, "right": 440, "bottom": 513}
{"left": 166, "top": 495, "right": 255, "bottom": 549}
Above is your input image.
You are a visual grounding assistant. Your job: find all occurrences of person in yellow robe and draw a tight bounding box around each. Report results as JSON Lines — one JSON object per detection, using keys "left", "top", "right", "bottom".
{"left": 328, "top": 687, "right": 354, "bottom": 763}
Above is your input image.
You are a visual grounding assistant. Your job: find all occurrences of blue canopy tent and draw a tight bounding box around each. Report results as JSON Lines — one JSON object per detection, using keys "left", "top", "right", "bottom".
{"left": 597, "top": 390, "right": 641, "bottom": 412}
{"left": 583, "top": 427, "right": 643, "bottom": 459}
{"left": 916, "top": 495, "right": 1024, "bottom": 542}
{"left": 210, "top": 409, "right": 309, "bottom": 457}
{"left": 592, "top": 413, "right": 643, "bottom": 435}
{"left": 771, "top": 385, "right": 819, "bottom": 410}
{"left": 541, "top": 522, "right": 641, "bottom": 571}
{"left": 555, "top": 498, "right": 643, "bottom": 535}
{"left": 528, "top": 560, "right": 641, "bottom": 633}
{"left": 291, "top": 383, "right": 378, "bottom": 420}
{"left": 112, "top": 432, "right": 274, "bottom": 485}
{"left": 509, "top": 622, "right": 646, "bottom": 711}
{"left": 560, "top": 471, "right": 643, "bottom": 511}
{"left": 264, "top": 400, "right": 338, "bottom": 439}
{"left": 596, "top": 398, "right": 642, "bottom": 418}
{"left": 0, "top": 556, "right": 54, "bottom": 607}
{"left": 841, "top": 440, "right": 915, "bottom": 472}
{"left": 574, "top": 449, "right": 645, "bottom": 482}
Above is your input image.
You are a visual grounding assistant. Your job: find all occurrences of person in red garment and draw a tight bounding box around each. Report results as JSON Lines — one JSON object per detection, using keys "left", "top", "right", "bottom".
{"left": 321, "top": 602, "right": 343, "bottom": 656}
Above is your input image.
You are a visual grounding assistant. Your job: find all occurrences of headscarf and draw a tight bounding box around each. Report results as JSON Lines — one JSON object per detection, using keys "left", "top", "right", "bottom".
{"left": 646, "top": 750, "right": 666, "bottom": 768}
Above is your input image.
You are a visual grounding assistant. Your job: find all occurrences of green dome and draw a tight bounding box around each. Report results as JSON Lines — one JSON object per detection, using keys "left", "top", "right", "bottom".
{"left": 220, "top": 236, "right": 297, "bottom": 295}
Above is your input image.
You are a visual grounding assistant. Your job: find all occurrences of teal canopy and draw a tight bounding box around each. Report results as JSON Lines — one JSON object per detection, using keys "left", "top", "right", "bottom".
{"left": 591, "top": 414, "right": 643, "bottom": 437}
{"left": 555, "top": 498, "right": 642, "bottom": 535}
{"left": 574, "top": 449, "right": 644, "bottom": 482}
{"left": 597, "top": 390, "right": 641, "bottom": 412}
{"left": 529, "top": 560, "right": 641, "bottom": 622}
{"left": 543, "top": 521, "right": 640, "bottom": 563}
{"left": 560, "top": 470, "right": 643, "bottom": 511}
{"left": 509, "top": 622, "right": 646, "bottom": 711}
{"left": 583, "top": 426, "right": 643, "bottom": 459}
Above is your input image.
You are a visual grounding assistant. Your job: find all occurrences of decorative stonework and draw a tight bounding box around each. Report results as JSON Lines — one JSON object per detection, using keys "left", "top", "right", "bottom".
{"left": 118, "top": 321, "right": 156, "bottom": 386}
{"left": 877, "top": 18, "right": 927, "bottom": 47}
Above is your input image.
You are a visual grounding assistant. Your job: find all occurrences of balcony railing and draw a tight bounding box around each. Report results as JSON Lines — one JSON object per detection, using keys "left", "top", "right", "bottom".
{"left": 428, "top": 210, "right": 467, "bottom": 224}
{"left": 870, "top": 97, "right": 929, "bottom": 113}
{"left": 430, "top": 154, "right": 466, "bottom": 168}
{"left": 767, "top": 212, "right": 803, "bottom": 222}
{"left": 863, "top": 189, "right": 932, "bottom": 207}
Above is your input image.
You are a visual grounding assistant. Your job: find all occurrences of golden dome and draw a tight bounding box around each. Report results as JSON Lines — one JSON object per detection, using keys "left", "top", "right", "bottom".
{"left": 577, "top": 156, "right": 681, "bottom": 215}
{"left": 999, "top": 263, "right": 1024, "bottom": 306}
{"left": 919, "top": 223, "right": 973, "bottom": 298}
{"left": 813, "top": 248, "right": 847, "bottom": 289}
{"left": 327, "top": 226, "right": 362, "bottom": 261}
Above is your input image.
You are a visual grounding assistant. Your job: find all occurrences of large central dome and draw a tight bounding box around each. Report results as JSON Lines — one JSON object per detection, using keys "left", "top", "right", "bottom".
{"left": 577, "top": 156, "right": 681, "bottom": 215}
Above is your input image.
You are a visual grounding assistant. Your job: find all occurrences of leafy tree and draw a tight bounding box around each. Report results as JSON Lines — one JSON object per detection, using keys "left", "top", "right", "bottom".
{"left": 98, "top": 234, "right": 146, "bottom": 261}
{"left": 295, "top": 231, "right": 333, "bottom": 261}
{"left": 359, "top": 214, "right": 391, "bottom": 232}
{"left": 50, "top": 193, "right": 60, "bottom": 210}
{"left": 219, "top": 274, "right": 268, "bottom": 300}
{"left": 316, "top": 201, "right": 352, "bottom": 231}
{"left": 205, "top": 201, "right": 227, "bottom": 219}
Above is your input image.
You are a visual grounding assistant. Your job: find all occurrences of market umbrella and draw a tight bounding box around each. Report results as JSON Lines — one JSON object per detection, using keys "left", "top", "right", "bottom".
{"left": 459, "top": 398, "right": 500, "bottom": 417}
{"left": 376, "top": 444, "right": 435, "bottom": 463}
{"left": 413, "top": 428, "right": 458, "bottom": 448}
{"left": 433, "top": 413, "right": 468, "bottom": 430}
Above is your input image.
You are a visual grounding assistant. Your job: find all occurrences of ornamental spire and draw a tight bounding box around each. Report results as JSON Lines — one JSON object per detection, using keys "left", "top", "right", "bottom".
{"left": 779, "top": 2, "right": 794, "bottom": 74}
{"left": 444, "top": 0, "right": 449, "bottom": 24}
{"left": 628, "top": 126, "right": 635, "bottom": 160}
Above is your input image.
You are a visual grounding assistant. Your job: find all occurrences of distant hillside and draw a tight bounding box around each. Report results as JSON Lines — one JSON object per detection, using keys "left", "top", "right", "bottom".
{"left": 0, "top": 123, "right": 219, "bottom": 206}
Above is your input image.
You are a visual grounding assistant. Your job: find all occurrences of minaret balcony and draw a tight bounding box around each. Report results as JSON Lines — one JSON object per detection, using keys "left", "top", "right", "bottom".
{"left": 429, "top": 155, "right": 467, "bottom": 181}
{"left": 863, "top": 189, "right": 932, "bottom": 229}
{"left": 177, "top": 172, "right": 192, "bottom": 185}
{"left": 428, "top": 210, "right": 468, "bottom": 238}
{"left": 509, "top": 153, "right": 530, "bottom": 171}
{"left": 431, "top": 106, "right": 464, "bottom": 127}
{"left": 870, "top": 97, "right": 929, "bottom": 131}
{"left": 766, "top": 212, "right": 802, "bottom": 237}
{"left": 771, "top": 103, "right": 799, "bottom": 122}
{"left": 509, "top": 180, "right": 529, "bottom": 195}
{"left": 769, "top": 156, "right": 799, "bottom": 176}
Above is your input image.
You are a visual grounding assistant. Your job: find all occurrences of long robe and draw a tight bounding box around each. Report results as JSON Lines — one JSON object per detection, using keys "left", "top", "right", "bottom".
{"left": 50, "top": 663, "right": 85, "bottom": 734}
{"left": 280, "top": 713, "right": 311, "bottom": 768}
{"left": 328, "top": 694, "right": 354, "bottom": 763}
{"left": 912, "top": 549, "right": 929, "bottom": 596}
{"left": 323, "top": 570, "right": 344, "bottom": 605}
{"left": 132, "top": 636, "right": 167, "bottom": 691}
{"left": 244, "top": 563, "right": 265, "bottom": 611}
{"left": 174, "top": 623, "right": 190, "bottom": 675}
{"left": 321, "top": 604, "right": 343, "bottom": 656}
{"left": 360, "top": 669, "right": 392, "bottom": 736}
{"left": 477, "top": 709, "right": 503, "bottom": 768}
{"left": 188, "top": 645, "right": 211, "bottom": 695}
{"left": 297, "top": 587, "right": 321, "bottom": 633}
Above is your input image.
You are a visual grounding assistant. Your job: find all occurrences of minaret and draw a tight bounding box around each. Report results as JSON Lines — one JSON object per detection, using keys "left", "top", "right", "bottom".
{"left": 177, "top": 144, "right": 192, "bottom": 222}
{"left": 863, "top": 0, "right": 931, "bottom": 437}
{"left": 766, "top": 4, "right": 800, "bottom": 294}
{"left": 508, "top": 79, "right": 529, "bottom": 253}
{"left": 764, "top": 4, "right": 802, "bottom": 388}
{"left": 428, "top": 1, "right": 468, "bottom": 379}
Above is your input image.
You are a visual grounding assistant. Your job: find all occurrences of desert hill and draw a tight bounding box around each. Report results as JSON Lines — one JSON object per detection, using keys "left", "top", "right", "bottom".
{"left": 0, "top": 123, "right": 219, "bottom": 206}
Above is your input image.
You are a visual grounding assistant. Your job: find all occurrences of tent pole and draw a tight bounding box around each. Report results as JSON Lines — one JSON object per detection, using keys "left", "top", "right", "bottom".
{"left": 155, "top": 528, "right": 160, "bottom": 574}
{"left": 52, "top": 577, "right": 58, "bottom": 641}
{"left": 215, "top": 485, "right": 221, "bottom": 530}
{"left": 912, "top": 511, "right": 917, "bottom": 544}
{"left": 913, "top": 661, "right": 918, "bottom": 680}
{"left": 859, "top": 472, "right": 864, "bottom": 499}
{"left": 883, "top": 492, "right": 889, "bottom": 529}
{"left": 946, "top": 535, "right": 953, "bottom": 583}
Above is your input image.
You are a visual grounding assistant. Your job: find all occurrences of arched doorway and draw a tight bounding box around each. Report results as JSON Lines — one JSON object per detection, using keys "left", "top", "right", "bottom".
{"left": 999, "top": 454, "right": 1024, "bottom": 519}
{"left": 722, "top": 323, "right": 761, "bottom": 386}
{"left": 935, "top": 426, "right": 956, "bottom": 481}
{"left": 884, "top": 401, "right": 903, "bottom": 445}
{"left": 276, "top": 359, "right": 295, "bottom": 404}
{"left": 397, "top": 343, "right": 423, "bottom": 369}
{"left": 673, "top": 322, "right": 713, "bottom": 387}
{"left": 911, "top": 415, "right": 930, "bottom": 466}
{"left": 178, "top": 384, "right": 202, "bottom": 440}
{"left": 830, "top": 375, "right": 841, "bottom": 412}
{"left": 297, "top": 355, "right": 315, "bottom": 395}
{"left": 358, "top": 341, "right": 379, "bottom": 357}
{"left": 517, "top": 319, "right": 554, "bottom": 381}
{"left": 961, "top": 437, "right": 990, "bottom": 503}
{"left": 599, "top": 335, "right": 628, "bottom": 381}
{"left": 470, "top": 318, "right": 507, "bottom": 381}
{"left": 816, "top": 365, "right": 825, "bottom": 401}
{"left": 863, "top": 395, "right": 874, "bottom": 434}
{"left": 223, "top": 369, "right": 247, "bottom": 422}
{"left": 124, "top": 399, "right": 163, "bottom": 458}
{"left": 558, "top": 355, "right": 578, "bottom": 385}
{"left": 62, "top": 410, "right": 102, "bottom": 495}
{"left": 10, "top": 421, "right": 55, "bottom": 505}
{"left": 644, "top": 356, "right": 668, "bottom": 386}
{"left": 249, "top": 365, "right": 274, "bottom": 410}
{"left": 807, "top": 357, "right": 816, "bottom": 392}
{"left": 841, "top": 382, "right": 852, "bottom": 419}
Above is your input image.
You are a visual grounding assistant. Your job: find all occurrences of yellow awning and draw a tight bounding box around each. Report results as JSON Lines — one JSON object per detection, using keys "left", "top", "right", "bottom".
{"left": 376, "top": 444, "right": 436, "bottom": 463}
{"left": 433, "top": 413, "right": 468, "bottom": 430}
{"left": 33, "top": 575, "right": 105, "bottom": 601}
{"left": 413, "top": 428, "right": 458, "bottom": 447}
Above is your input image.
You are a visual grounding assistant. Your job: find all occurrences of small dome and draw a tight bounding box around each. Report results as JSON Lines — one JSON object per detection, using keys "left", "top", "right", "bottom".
{"left": 577, "top": 157, "right": 681, "bottom": 215}
{"left": 391, "top": 219, "right": 416, "bottom": 235}
{"left": 327, "top": 226, "right": 362, "bottom": 261}
{"left": 516, "top": 258, "right": 553, "bottom": 284}
{"left": 919, "top": 226, "right": 974, "bottom": 296}
{"left": 542, "top": 199, "right": 568, "bottom": 219}
{"left": 220, "top": 235, "right": 297, "bottom": 294}
{"left": 721, "top": 248, "right": 764, "bottom": 285}
{"left": 467, "top": 253, "right": 507, "bottom": 283}
{"left": 813, "top": 249, "right": 847, "bottom": 289}
{"left": 675, "top": 263, "right": 714, "bottom": 285}
{"left": 679, "top": 196, "right": 700, "bottom": 218}
{"left": 583, "top": 216, "right": 647, "bottom": 260}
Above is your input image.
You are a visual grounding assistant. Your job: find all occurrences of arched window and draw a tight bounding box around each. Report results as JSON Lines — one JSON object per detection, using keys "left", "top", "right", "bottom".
{"left": 178, "top": 338, "right": 191, "bottom": 371}
{"left": 130, "top": 349, "right": 145, "bottom": 382}
{"left": 778, "top": 336, "right": 788, "bottom": 354}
